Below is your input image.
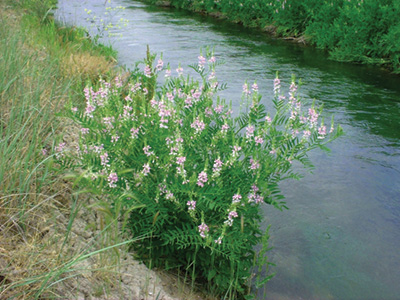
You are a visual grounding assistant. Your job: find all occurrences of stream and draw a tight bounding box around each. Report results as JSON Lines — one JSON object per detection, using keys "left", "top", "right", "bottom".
{"left": 55, "top": 1, "right": 400, "bottom": 299}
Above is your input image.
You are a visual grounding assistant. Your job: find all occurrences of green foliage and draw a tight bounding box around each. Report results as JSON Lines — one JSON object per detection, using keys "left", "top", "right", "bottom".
{"left": 304, "top": 0, "right": 399, "bottom": 68}
{"left": 58, "top": 49, "right": 342, "bottom": 298}
{"left": 142, "top": 0, "right": 400, "bottom": 72}
{"left": 12, "top": 0, "right": 57, "bottom": 23}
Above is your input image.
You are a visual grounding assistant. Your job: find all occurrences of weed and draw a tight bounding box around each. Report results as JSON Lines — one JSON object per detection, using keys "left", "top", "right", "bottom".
{"left": 57, "top": 47, "right": 342, "bottom": 298}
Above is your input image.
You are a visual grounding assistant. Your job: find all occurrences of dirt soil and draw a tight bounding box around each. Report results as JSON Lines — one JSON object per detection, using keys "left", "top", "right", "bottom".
{"left": 49, "top": 197, "right": 205, "bottom": 300}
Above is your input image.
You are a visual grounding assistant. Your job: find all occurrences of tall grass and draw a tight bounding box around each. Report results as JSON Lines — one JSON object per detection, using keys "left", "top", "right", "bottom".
{"left": 0, "top": 20, "right": 62, "bottom": 202}
{"left": 0, "top": 13, "right": 66, "bottom": 297}
{"left": 0, "top": 1, "right": 139, "bottom": 298}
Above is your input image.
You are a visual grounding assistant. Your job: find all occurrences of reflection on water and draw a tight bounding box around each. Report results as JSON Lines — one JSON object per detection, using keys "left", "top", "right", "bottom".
{"left": 55, "top": 1, "right": 400, "bottom": 299}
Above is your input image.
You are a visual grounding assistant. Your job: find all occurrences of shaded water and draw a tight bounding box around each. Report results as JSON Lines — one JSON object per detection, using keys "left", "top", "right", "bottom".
{"left": 55, "top": 1, "right": 400, "bottom": 299}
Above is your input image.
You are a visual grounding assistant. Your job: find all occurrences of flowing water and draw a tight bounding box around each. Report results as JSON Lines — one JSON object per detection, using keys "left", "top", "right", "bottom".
{"left": 55, "top": 1, "right": 400, "bottom": 299}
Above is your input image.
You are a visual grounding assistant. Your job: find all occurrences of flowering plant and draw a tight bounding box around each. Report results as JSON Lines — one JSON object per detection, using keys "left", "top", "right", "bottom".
{"left": 84, "top": 1, "right": 129, "bottom": 43}
{"left": 57, "top": 48, "right": 342, "bottom": 297}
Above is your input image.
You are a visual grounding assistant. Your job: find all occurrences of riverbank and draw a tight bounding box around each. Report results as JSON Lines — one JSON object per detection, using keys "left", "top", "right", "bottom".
{"left": 143, "top": 0, "right": 400, "bottom": 74}
{"left": 0, "top": 1, "right": 205, "bottom": 299}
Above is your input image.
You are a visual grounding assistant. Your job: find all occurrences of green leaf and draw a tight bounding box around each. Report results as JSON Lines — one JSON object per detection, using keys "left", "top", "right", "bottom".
{"left": 255, "top": 273, "right": 275, "bottom": 288}
{"left": 207, "top": 269, "right": 217, "bottom": 280}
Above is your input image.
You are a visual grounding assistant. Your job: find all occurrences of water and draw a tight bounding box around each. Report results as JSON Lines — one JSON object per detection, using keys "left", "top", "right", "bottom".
{"left": 55, "top": 1, "right": 400, "bottom": 299}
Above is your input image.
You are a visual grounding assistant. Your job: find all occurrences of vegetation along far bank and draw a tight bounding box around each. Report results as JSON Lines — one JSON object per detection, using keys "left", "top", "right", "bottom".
{"left": 143, "top": 0, "right": 400, "bottom": 74}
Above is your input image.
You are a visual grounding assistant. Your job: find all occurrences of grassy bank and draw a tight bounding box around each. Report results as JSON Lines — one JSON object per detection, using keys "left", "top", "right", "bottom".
{"left": 0, "top": 0, "right": 125, "bottom": 298}
{"left": 144, "top": 0, "right": 400, "bottom": 73}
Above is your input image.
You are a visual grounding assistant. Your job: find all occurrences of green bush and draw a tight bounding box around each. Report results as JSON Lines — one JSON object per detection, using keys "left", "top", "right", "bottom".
{"left": 57, "top": 49, "right": 341, "bottom": 298}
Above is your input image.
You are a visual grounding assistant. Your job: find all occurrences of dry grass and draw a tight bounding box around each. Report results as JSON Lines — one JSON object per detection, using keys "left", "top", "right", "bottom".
{"left": 1, "top": 193, "right": 69, "bottom": 299}
{"left": 61, "top": 52, "right": 117, "bottom": 81}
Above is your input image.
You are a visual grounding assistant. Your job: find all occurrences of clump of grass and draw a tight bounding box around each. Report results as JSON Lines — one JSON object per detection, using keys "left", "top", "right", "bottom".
{"left": 61, "top": 51, "right": 116, "bottom": 82}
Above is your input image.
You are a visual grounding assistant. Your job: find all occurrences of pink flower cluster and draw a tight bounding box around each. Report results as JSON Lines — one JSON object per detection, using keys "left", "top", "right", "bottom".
{"left": 187, "top": 200, "right": 196, "bottom": 211}
{"left": 176, "top": 66, "right": 183, "bottom": 76}
{"left": 248, "top": 185, "right": 264, "bottom": 204}
{"left": 221, "top": 123, "right": 229, "bottom": 134}
{"left": 131, "top": 127, "right": 140, "bottom": 139}
{"left": 289, "top": 82, "right": 298, "bottom": 102}
{"left": 250, "top": 158, "right": 260, "bottom": 170}
{"left": 308, "top": 108, "right": 319, "bottom": 128}
{"left": 242, "top": 83, "right": 251, "bottom": 95}
{"left": 144, "top": 65, "right": 152, "bottom": 77}
{"left": 184, "top": 95, "right": 193, "bottom": 108}
{"left": 214, "top": 105, "right": 224, "bottom": 114}
{"left": 232, "top": 194, "right": 242, "bottom": 204}
{"left": 142, "top": 163, "right": 151, "bottom": 176}
{"left": 157, "top": 101, "right": 173, "bottom": 129}
{"left": 55, "top": 142, "right": 66, "bottom": 153}
{"left": 191, "top": 117, "right": 206, "bottom": 134}
{"left": 103, "top": 116, "right": 115, "bottom": 129}
{"left": 85, "top": 104, "right": 95, "bottom": 118}
{"left": 100, "top": 152, "right": 110, "bottom": 167}
{"left": 156, "top": 59, "right": 163, "bottom": 71}
{"left": 212, "top": 158, "right": 223, "bottom": 177}
{"left": 143, "top": 145, "right": 154, "bottom": 156}
{"left": 92, "top": 144, "right": 104, "bottom": 154}
{"left": 255, "top": 136, "right": 264, "bottom": 145}
{"left": 318, "top": 125, "right": 327, "bottom": 139}
{"left": 192, "top": 90, "right": 201, "bottom": 101}
{"left": 176, "top": 155, "right": 187, "bottom": 179}
{"left": 225, "top": 210, "right": 238, "bottom": 227}
{"left": 111, "top": 135, "right": 120, "bottom": 143}
{"left": 198, "top": 55, "right": 206, "bottom": 69}
{"left": 198, "top": 222, "right": 209, "bottom": 238}
{"left": 214, "top": 236, "right": 223, "bottom": 244}
{"left": 81, "top": 128, "right": 89, "bottom": 135}
{"left": 246, "top": 125, "right": 255, "bottom": 139}
{"left": 108, "top": 172, "right": 118, "bottom": 188}
{"left": 197, "top": 171, "right": 208, "bottom": 187}
{"left": 232, "top": 145, "right": 242, "bottom": 157}
{"left": 176, "top": 156, "right": 186, "bottom": 165}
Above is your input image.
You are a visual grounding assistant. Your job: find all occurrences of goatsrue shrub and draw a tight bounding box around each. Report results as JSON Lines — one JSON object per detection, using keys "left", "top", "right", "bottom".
{"left": 56, "top": 49, "right": 342, "bottom": 298}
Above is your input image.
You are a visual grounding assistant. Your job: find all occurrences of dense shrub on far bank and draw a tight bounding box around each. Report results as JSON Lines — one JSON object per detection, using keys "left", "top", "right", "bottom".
{"left": 144, "top": 0, "right": 400, "bottom": 73}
